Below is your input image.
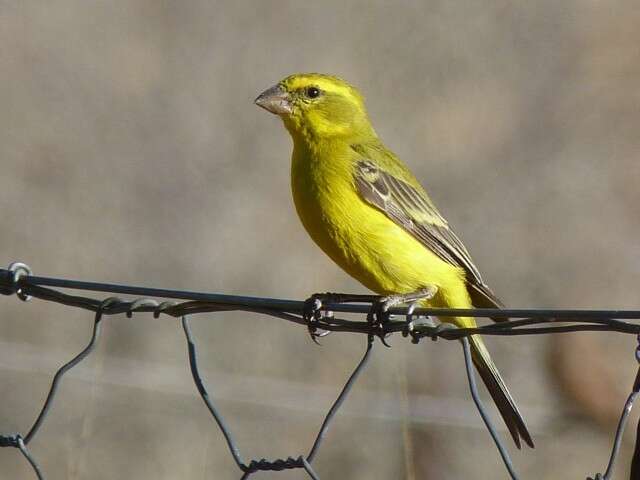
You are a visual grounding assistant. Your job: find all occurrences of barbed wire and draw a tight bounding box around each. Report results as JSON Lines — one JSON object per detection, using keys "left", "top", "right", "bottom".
{"left": 1, "top": 261, "right": 639, "bottom": 479}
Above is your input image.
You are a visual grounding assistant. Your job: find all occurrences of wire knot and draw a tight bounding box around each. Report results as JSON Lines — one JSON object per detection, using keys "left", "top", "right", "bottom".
{"left": 154, "top": 301, "right": 178, "bottom": 318}
{"left": 0, "top": 434, "right": 21, "bottom": 448}
{"left": 98, "top": 297, "right": 125, "bottom": 315}
{"left": 403, "top": 317, "right": 456, "bottom": 342}
{"left": 586, "top": 473, "right": 604, "bottom": 480}
{"left": 126, "top": 298, "right": 160, "bottom": 318}
{"left": 0, "top": 262, "right": 32, "bottom": 301}
{"left": 427, "top": 323, "right": 457, "bottom": 341}
{"left": 402, "top": 319, "right": 422, "bottom": 344}
{"left": 243, "top": 456, "right": 305, "bottom": 473}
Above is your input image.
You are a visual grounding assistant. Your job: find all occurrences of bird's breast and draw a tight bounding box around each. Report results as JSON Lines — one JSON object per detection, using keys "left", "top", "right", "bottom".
{"left": 290, "top": 145, "right": 361, "bottom": 266}
{"left": 289, "top": 142, "right": 471, "bottom": 306}
{"left": 290, "top": 143, "right": 441, "bottom": 295}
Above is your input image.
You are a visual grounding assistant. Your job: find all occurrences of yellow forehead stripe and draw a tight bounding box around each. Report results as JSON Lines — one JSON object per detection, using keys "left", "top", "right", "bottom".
{"left": 281, "top": 73, "right": 363, "bottom": 102}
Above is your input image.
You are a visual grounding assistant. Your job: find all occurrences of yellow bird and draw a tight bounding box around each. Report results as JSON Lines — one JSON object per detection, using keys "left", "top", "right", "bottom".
{"left": 255, "top": 73, "right": 533, "bottom": 449}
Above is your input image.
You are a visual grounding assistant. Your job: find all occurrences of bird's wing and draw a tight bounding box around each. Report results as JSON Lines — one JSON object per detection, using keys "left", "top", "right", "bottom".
{"left": 351, "top": 144, "right": 503, "bottom": 307}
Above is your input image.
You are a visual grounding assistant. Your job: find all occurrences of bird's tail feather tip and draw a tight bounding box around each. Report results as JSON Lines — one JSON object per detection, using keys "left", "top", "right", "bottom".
{"left": 469, "top": 335, "right": 534, "bottom": 449}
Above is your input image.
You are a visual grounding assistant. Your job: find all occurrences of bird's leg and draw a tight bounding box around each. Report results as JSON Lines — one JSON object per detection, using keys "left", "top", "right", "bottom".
{"left": 370, "top": 286, "right": 438, "bottom": 322}
{"left": 303, "top": 292, "right": 380, "bottom": 344}
{"left": 368, "top": 286, "right": 438, "bottom": 345}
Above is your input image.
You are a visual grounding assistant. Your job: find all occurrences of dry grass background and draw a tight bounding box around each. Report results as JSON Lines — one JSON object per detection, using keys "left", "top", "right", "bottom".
{"left": 1, "top": 1, "right": 639, "bottom": 479}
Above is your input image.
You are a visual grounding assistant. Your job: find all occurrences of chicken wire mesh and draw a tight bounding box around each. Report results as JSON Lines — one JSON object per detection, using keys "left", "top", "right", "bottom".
{"left": 1, "top": 262, "right": 640, "bottom": 480}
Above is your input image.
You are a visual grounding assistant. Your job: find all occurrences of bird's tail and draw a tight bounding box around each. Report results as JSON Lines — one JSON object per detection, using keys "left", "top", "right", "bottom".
{"left": 469, "top": 334, "right": 534, "bottom": 449}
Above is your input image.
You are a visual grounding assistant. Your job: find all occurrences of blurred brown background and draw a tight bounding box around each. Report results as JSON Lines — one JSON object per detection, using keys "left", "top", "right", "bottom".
{"left": 1, "top": 1, "right": 639, "bottom": 479}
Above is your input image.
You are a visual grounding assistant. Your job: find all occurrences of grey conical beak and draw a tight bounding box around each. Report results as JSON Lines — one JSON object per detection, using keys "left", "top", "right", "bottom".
{"left": 254, "top": 84, "right": 293, "bottom": 115}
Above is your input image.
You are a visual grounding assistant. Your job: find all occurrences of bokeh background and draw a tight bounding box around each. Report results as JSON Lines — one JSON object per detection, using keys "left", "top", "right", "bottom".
{"left": 1, "top": 2, "right": 639, "bottom": 479}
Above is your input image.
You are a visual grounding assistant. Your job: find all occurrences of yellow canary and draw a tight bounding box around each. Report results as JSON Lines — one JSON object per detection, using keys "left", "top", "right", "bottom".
{"left": 255, "top": 73, "right": 533, "bottom": 449}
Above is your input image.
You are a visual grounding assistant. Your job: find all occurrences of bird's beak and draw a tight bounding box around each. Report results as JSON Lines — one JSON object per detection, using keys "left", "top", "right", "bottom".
{"left": 254, "top": 84, "right": 293, "bottom": 115}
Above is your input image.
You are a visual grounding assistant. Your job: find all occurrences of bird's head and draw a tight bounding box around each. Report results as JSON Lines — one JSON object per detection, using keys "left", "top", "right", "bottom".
{"left": 255, "top": 73, "right": 375, "bottom": 141}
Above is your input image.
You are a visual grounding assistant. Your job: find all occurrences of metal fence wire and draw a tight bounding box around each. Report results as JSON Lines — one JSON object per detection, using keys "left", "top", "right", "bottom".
{"left": 1, "top": 261, "right": 640, "bottom": 480}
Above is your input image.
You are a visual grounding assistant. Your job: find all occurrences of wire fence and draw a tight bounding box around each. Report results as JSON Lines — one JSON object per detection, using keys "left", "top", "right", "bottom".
{"left": 1, "top": 261, "right": 640, "bottom": 479}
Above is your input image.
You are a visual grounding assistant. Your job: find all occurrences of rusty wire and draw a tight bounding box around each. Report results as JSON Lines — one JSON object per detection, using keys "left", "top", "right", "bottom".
{"left": 1, "top": 261, "right": 640, "bottom": 479}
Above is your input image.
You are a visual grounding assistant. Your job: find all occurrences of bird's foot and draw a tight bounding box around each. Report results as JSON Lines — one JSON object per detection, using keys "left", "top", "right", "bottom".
{"left": 303, "top": 293, "right": 331, "bottom": 345}
{"left": 367, "top": 297, "right": 395, "bottom": 346}
{"left": 303, "top": 292, "right": 383, "bottom": 344}
{"left": 368, "top": 287, "right": 439, "bottom": 346}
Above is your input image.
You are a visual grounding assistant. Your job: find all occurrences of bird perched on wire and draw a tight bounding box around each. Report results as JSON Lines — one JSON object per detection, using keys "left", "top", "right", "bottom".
{"left": 255, "top": 73, "right": 533, "bottom": 449}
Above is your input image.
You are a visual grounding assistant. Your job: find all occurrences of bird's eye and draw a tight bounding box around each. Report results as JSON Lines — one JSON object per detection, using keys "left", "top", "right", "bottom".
{"left": 306, "top": 86, "right": 321, "bottom": 99}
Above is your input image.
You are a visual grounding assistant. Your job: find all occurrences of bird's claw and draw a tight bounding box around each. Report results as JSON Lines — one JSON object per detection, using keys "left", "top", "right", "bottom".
{"left": 403, "top": 302, "right": 422, "bottom": 344}
{"left": 303, "top": 293, "right": 334, "bottom": 345}
{"left": 367, "top": 296, "right": 398, "bottom": 347}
